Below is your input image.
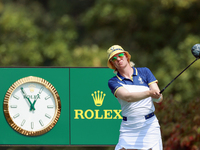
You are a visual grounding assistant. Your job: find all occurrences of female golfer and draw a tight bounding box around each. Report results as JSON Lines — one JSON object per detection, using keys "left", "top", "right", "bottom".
{"left": 107, "top": 45, "right": 163, "bottom": 150}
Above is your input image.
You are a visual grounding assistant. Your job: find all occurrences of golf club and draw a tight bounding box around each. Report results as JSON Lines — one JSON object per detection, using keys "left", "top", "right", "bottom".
{"left": 159, "top": 44, "right": 200, "bottom": 94}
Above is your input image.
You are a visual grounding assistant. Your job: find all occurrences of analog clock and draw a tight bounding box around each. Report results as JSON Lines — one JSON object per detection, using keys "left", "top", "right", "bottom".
{"left": 3, "top": 76, "right": 61, "bottom": 136}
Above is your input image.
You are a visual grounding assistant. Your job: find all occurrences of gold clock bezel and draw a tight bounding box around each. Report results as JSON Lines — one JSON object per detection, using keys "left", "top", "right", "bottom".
{"left": 3, "top": 76, "right": 61, "bottom": 136}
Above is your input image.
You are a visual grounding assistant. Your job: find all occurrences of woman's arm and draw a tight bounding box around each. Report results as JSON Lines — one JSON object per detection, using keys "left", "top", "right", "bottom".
{"left": 115, "top": 83, "right": 163, "bottom": 103}
{"left": 115, "top": 87, "right": 151, "bottom": 102}
{"left": 149, "top": 83, "right": 163, "bottom": 103}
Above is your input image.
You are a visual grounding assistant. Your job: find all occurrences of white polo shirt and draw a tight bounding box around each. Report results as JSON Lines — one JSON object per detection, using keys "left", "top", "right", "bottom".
{"left": 108, "top": 67, "right": 158, "bottom": 118}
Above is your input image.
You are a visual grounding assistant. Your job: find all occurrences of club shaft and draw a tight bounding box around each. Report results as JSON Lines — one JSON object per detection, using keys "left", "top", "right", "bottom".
{"left": 160, "top": 58, "right": 199, "bottom": 94}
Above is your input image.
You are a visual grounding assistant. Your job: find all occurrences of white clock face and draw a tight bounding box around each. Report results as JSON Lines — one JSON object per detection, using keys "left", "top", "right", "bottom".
{"left": 4, "top": 76, "right": 61, "bottom": 136}
{"left": 8, "top": 82, "right": 56, "bottom": 131}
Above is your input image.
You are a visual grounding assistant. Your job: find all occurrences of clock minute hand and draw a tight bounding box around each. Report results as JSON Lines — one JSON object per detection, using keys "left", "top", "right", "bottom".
{"left": 20, "top": 87, "right": 35, "bottom": 111}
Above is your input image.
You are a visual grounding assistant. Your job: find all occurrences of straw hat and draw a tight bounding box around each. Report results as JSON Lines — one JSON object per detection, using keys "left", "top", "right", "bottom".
{"left": 107, "top": 45, "right": 131, "bottom": 69}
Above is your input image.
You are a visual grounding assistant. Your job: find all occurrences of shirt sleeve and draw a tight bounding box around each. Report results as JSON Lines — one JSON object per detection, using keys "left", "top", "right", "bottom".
{"left": 108, "top": 78, "right": 123, "bottom": 96}
{"left": 144, "top": 67, "right": 158, "bottom": 85}
{"left": 137, "top": 67, "right": 158, "bottom": 86}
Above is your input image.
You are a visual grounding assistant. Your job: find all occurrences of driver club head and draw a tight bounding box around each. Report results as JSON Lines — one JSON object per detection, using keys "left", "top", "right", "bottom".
{"left": 191, "top": 44, "right": 200, "bottom": 58}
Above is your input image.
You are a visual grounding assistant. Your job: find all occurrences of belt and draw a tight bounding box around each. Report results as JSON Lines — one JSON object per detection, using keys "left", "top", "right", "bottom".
{"left": 123, "top": 112, "right": 155, "bottom": 121}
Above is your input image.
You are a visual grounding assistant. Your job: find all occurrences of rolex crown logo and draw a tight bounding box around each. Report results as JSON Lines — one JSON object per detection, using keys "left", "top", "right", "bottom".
{"left": 91, "top": 90, "right": 106, "bottom": 107}
{"left": 29, "top": 84, "right": 36, "bottom": 93}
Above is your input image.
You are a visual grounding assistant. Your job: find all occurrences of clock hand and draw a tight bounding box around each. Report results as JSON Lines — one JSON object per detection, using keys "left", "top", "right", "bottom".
{"left": 32, "top": 99, "right": 36, "bottom": 108}
{"left": 27, "top": 97, "right": 35, "bottom": 111}
{"left": 32, "top": 93, "right": 40, "bottom": 109}
{"left": 20, "top": 87, "right": 35, "bottom": 111}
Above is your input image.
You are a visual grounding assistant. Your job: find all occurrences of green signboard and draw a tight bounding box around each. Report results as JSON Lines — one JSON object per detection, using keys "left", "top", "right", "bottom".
{"left": 70, "top": 68, "right": 122, "bottom": 145}
{"left": 0, "top": 67, "right": 121, "bottom": 146}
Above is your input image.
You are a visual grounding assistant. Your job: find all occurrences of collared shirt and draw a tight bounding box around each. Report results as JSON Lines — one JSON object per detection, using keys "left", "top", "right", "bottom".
{"left": 108, "top": 67, "right": 158, "bottom": 118}
{"left": 108, "top": 67, "right": 157, "bottom": 96}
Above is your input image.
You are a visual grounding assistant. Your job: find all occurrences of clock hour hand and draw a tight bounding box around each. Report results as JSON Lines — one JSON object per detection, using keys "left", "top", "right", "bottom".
{"left": 20, "top": 87, "right": 35, "bottom": 111}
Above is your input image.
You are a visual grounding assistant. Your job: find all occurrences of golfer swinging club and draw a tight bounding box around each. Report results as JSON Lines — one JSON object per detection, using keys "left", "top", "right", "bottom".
{"left": 107, "top": 45, "right": 163, "bottom": 150}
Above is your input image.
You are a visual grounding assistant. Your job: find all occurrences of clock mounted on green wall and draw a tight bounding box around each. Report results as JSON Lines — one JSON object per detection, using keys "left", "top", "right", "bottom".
{"left": 3, "top": 76, "right": 61, "bottom": 136}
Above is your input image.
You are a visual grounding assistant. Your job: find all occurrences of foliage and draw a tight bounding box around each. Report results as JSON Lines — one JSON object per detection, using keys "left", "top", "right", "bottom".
{"left": 154, "top": 35, "right": 200, "bottom": 102}
{"left": 155, "top": 97, "right": 200, "bottom": 150}
{"left": 0, "top": 0, "right": 106, "bottom": 67}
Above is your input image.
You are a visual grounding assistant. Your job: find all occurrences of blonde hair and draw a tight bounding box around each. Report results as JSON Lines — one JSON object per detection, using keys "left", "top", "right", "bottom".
{"left": 130, "top": 61, "right": 135, "bottom": 67}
